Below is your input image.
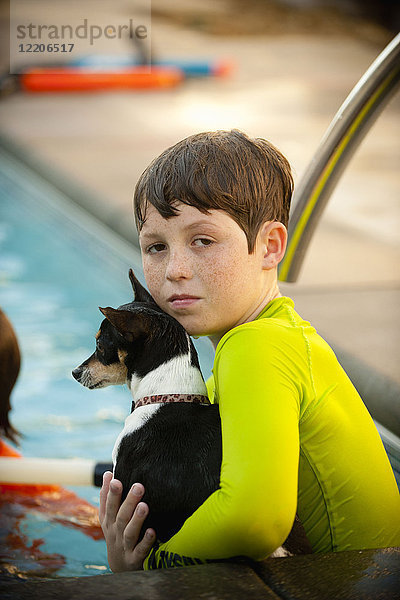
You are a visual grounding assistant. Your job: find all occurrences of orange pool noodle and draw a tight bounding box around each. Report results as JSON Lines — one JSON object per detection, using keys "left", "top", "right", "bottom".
{"left": 20, "top": 66, "right": 184, "bottom": 92}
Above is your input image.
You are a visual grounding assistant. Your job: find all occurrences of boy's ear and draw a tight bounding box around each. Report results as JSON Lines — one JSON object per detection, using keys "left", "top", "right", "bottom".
{"left": 260, "top": 222, "right": 287, "bottom": 269}
{"left": 99, "top": 306, "right": 154, "bottom": 343}
{"left": 128, "top": 269, "right": 156, "bottom": 304}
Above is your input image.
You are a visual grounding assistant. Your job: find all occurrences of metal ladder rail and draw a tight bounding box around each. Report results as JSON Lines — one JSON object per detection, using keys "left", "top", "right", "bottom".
{"left": 279, "top": 33, "right": 400, "bottom": 283}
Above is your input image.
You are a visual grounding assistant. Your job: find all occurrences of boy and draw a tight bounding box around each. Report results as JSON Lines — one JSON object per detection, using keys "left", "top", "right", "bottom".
{"left": 99, "top": 130, "right": 400, "bottom": 572}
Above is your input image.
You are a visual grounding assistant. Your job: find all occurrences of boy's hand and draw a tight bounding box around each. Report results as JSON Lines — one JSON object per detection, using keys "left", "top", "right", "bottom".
{"left": 99, "top": 472, "right": 156, "bottom": 572}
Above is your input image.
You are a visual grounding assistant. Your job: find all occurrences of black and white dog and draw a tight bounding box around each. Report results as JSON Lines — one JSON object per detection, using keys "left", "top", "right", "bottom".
{"left": 72, "top": 270, "right": 311, "bottom": 555}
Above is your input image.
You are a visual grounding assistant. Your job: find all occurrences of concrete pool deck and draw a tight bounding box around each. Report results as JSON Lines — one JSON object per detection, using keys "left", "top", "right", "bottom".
{"left": 1, "top": 547, "right": 399, "bottom": 599}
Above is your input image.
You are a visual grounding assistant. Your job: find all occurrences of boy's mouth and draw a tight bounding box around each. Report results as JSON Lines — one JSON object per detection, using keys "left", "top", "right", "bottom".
{"left": 168, "top": 294, "right": 201, "bottom": 309}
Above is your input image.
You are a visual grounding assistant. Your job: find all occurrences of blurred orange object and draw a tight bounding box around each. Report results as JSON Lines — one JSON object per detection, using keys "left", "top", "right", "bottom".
{"left": 20, "top": 66, "right": 184, "bottom": 92}
{"left": 212, "top": 58, "right": 235, "bottom": 78}
{"left": 0, "top": 439, "right": 103, "bottom": 576}
{"left": 0, "top": 439, "right": 103, "bottom": 539}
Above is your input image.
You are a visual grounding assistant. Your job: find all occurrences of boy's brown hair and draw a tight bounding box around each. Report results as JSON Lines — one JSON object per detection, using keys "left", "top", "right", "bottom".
{"left": 134, "top": 129, "right": 293, "bottom": 253}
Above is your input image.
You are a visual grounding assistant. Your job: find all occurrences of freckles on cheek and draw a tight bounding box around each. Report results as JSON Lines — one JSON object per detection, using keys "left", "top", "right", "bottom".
{"left": 148, "top": 280, "right": 163, "bottom": 304}
{"left": 204, "top": 261, "right": 233, "bottom": 298}
{"left": 142, "top": 267, "right": 162, "bottom": 303}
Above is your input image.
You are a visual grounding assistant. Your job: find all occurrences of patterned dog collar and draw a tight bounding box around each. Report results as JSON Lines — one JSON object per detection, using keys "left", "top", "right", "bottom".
{"left": 132, "top": 393, "right": 210, "bottom": 412}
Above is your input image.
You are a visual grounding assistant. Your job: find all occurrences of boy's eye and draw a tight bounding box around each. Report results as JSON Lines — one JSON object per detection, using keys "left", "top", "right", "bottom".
{"left": 147, "top": 243, "right": 166, "bottom": 254}
{"left": 193, "top": 238, "right": 213, "bottom": 247}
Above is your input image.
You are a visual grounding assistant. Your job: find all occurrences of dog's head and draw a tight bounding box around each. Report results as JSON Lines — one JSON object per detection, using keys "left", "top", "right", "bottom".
{"left": 72, "top": 269, "right": 195, "bottom": 390}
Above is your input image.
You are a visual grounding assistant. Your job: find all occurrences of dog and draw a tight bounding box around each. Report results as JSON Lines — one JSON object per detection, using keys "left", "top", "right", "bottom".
{"left": 72, "top": 270, "right": 311, "bottom": 555}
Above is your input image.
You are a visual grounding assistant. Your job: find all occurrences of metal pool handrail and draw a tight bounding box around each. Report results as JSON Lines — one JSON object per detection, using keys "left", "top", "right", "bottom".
{"left": 279, "top": 33, "right": 400, "bottom": 283}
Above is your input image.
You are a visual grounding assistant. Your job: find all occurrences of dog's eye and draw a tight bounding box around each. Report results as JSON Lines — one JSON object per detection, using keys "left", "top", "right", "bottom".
{"left": 96, "top": 342, "right": 104, "bottom": 354}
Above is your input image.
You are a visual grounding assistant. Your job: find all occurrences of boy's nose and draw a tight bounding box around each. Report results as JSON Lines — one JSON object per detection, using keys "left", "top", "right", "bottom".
{"left": 165, "top": 251, "right": 193, "bottom": 281}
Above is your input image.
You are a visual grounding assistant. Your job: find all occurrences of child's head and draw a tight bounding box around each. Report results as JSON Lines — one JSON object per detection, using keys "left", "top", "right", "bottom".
{"left": 134, "top": 129, "right": 293, "bottom": 253}
{"left": 134, "top": 130, "right": 292, "bottom": 342}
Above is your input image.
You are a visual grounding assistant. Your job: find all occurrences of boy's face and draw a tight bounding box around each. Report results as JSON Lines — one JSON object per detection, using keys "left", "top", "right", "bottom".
{"left": 139, "top": 203, "right": 275, "bottom": 342}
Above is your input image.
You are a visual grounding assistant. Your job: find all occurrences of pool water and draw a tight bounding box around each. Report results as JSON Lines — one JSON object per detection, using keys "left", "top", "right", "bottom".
{"left": 0, "top": 149, "right": 214, "bottom": 577}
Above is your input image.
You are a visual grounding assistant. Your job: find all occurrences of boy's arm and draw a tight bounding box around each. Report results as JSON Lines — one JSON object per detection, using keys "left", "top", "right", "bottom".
{"left": 205, "top": 373, "right": 215, "bottom": 403}
{"left": 144, "top": 325, "right": 301, "bottom": 569}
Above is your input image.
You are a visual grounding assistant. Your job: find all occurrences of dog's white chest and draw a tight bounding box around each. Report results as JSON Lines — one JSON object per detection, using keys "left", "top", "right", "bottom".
{"left": 112, "top": 353, "right": 207, "bottom": 470}
{"left": 112, "top": 404, "right": 161, "bottom": 466}
{"left": 129, "top": 355, "right": 207, "bottom": 400}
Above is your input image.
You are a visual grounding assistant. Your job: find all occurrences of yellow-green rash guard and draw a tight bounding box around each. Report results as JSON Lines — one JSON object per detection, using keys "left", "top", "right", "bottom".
{"left": 144, "top": 297, "right": 400, "bottom": 569}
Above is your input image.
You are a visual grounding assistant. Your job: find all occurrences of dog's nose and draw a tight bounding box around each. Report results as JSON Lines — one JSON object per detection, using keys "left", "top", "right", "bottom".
{"left": 72, "top": 366, "right": 83, "bottom": 381}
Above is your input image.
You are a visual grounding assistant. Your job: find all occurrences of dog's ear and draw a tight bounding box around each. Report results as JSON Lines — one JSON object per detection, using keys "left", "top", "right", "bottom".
{"left": 128, "top": 269, "right": 156, "bottom": 305}
{"left": 99, "top": 306, "right": 153, "bottom": 343}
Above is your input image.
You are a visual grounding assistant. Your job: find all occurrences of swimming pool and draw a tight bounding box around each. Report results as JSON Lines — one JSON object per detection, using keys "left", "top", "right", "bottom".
{"left": 0, "top": 147, "right": 214, "bottom": 577}
{"left": 1, "top": 146, "right": 398, "bottom": 578}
